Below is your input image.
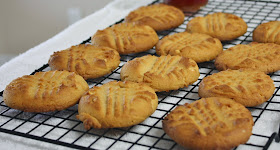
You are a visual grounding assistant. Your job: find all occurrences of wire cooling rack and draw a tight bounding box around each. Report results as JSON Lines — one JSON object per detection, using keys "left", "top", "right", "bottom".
{"left": 1, "top": 0, "right": 280, "bottom": 149}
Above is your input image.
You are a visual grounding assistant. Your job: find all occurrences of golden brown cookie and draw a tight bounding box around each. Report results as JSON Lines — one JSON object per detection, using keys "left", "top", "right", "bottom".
{"left": 91, "top": 22, "right": 158, "bottom": 54}
{"left": 76, "top": 81, "right": 158, "bottom": 129}
{"left": 253, "top": 21, "right": 280, "bottom": 45}
{"left": 156, "top": 32, "right": 223, "bottom": 63}
{"left": 215, "top": 42, "right": 280, "bottom": 74}
{"left": 3, "top": 70, "right": 89, "bottom": 112}
{"left": 125, "top": 3, "right": 185, "bottom": 31}
{"left": 186, "top": 12, "right": 247, "bottom": 41}
{"left": 48, "top": 44, "right": 120, "bottom": 80}
{"left": 163, "top": 97, "right": 253, "bottom": 150}
{"left": 120, "top": 55, "right": 199, "bottom": 92}
{"left": 199, "top": 69, "right": 275, "bottom": 106}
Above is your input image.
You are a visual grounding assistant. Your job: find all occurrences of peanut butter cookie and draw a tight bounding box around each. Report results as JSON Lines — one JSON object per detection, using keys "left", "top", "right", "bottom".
{"left": 199, "top": 69, "right": 275, "bottom": 106}
{"left": 3, "top": 71, "right": 89, "bottom": 112}
{"left": 91, "top": 22, "right": 158, "bottom": 54}
{"left": 163, "top": 97, "right": 253, "bottom": 150}
{"left": 215, "top": 42, "right": 280, "bottom": 74}
{"left": 253, "top": 21, "right": 280, "bottom": 45}
{"left": 156, "top": 32, "right": 223, "bottom": 63}
{"left": 77, "top": 81, "right": 158, "bottom": 129}
{"left": 186, "top": 12, "right": 247, "bottom": 41}
{"left": 49, "top": 44, "right": 120, "bottom": 80}
{"left": 120, "top": 55, "right": 199, "bottom": 92}
{"left": 125, "top": 3, "right": 185, "bottom": 31}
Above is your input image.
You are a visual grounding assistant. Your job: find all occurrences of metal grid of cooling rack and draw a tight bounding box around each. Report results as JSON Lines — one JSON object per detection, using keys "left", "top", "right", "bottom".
{"left": 0, "top": 0, "right": 280, "bottom": 149}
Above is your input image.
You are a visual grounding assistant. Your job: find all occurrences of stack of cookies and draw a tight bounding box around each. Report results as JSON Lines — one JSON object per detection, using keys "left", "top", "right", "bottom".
{"left": 3, "top": 2, "right": 279, "bottom": 150}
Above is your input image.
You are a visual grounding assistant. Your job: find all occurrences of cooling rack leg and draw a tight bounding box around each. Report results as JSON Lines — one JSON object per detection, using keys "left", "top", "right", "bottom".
{"left": 263, "top": 132, "right": 278, "bottom": 150}
{"left": 276, "top": 124, "right": 280, "bottom": 143}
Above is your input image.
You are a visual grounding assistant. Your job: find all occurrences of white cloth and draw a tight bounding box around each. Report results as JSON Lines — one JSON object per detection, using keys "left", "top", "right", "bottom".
{"left": 0, "top": 0, "right": 153, "bottom": 91}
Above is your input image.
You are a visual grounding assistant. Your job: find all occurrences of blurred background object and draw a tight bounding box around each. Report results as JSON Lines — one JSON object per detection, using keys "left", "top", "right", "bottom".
{"left": 164, "top": 0, "right": 208, "bottom": 14}
{"left": 0, "top": 0, "right": 113, "bottom": 66}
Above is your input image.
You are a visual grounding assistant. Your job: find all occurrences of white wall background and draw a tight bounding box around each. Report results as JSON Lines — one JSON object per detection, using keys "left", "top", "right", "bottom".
{"left": 0, "top": 0, "right": 113, "bottom": 56}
